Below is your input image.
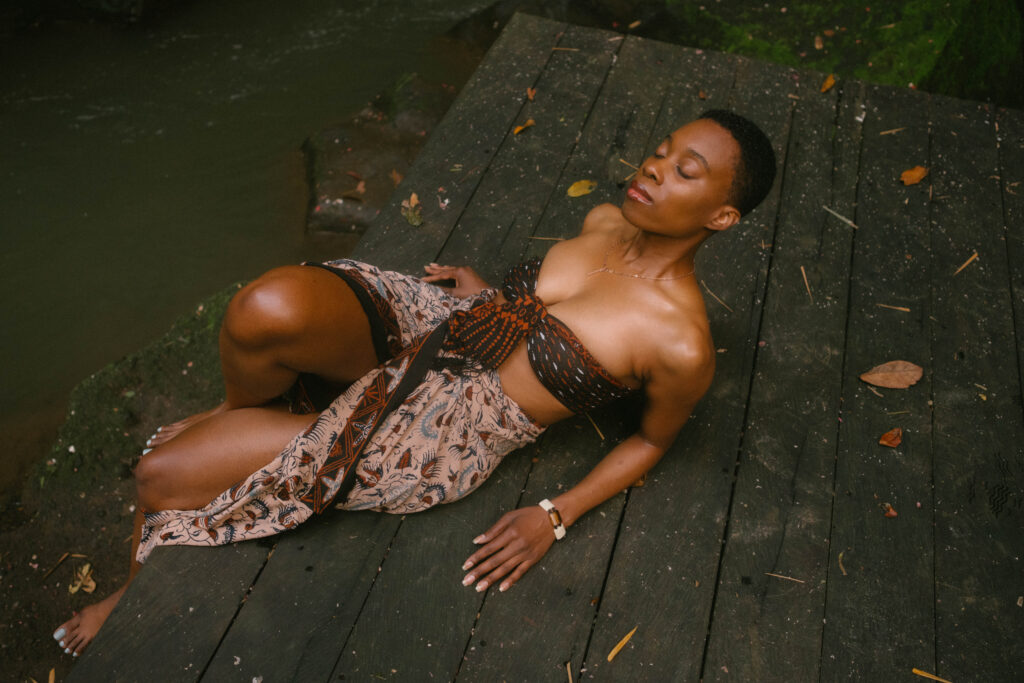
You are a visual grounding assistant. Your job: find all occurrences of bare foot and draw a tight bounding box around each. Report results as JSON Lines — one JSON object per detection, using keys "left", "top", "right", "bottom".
{"left": 146, "top": 401, "right": 229, "bottom": 448}
{"left": 53, "top": 584, "right": 128, "bottom": 657}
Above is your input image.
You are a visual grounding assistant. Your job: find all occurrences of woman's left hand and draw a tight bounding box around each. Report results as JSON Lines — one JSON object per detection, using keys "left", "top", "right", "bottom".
{"left": 461, "top": 506, "right": 556, "bottom": 592}
{"left": 421, "top": 263, "right": 490, "bottom": 298}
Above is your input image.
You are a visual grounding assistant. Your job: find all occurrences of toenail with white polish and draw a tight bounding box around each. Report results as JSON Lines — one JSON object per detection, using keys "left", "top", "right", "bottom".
{"left": 142, "top": 448, "right": 152, "bottom": 455}
{"left": 65, "top": 648, "right": 71, "bottom": 654}
{"left": 54, "top": 628, "right": 66, "bottom": 640}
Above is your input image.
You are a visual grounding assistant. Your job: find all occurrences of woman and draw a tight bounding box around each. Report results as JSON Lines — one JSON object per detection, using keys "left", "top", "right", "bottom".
{"left": 53, "top": 109, "right": 775, "bottom": 657}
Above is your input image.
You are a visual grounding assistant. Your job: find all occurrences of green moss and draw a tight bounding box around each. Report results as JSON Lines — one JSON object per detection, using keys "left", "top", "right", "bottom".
{"left": 662, "top": 0, "right": 1023, "bottom": 106}
{"left": 39, "top": 282, "right": 240, "bottom": 493}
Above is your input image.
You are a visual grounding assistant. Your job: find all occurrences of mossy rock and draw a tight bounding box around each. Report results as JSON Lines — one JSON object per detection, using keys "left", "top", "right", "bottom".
{"left": 35, "top": 282, "right": 239, "bottom": 499}
{"left": 661, "top": 0, "right": 1023, "bottom": 106}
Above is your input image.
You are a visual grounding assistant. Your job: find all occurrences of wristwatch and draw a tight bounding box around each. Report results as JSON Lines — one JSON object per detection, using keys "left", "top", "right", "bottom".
{"left": 538, "top": 498, "right": 566, "bottom": 540}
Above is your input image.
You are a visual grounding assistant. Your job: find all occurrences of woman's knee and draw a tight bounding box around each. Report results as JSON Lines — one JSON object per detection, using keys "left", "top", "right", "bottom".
{"left": 134, "top": 448, "right": 182, "bottom": 512}
{"left": 222, "top": 266, "right": 315, "bottom": 350}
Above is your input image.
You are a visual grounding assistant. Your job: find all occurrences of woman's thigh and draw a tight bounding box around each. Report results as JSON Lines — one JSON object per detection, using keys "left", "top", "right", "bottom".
{"left": 136, "top": 406, "right": 317, "bottom": 511}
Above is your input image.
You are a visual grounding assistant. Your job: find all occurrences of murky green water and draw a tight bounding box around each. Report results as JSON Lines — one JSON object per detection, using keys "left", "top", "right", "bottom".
{"left": 0, "top": 0, "right": 492, "bottom": 493}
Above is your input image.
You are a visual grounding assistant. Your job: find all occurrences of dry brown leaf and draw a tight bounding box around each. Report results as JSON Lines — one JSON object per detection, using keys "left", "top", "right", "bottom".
{"left": 901, "top": 165, "right": 928, "bottom": 185}
{"left": 698, "top": 89, "right": 708, "bottom": 100}
{"left": 68, "top": 562, "right": 95, "bottom": 594}
{"left": 860, "top": 360, "right": 923, "bottom": 389}
{"left": 882, "top": 503, "right": 898, "bottom": 518}
{"left": 567, "top": 179, "right": 597, "bottom": 197}
{"left": 513, "top": 118, "right": 535, "bottom": 135}
{"left": 820, "top": 73, "right": 836, "bottom": 93}
{"left": 400, "top": 192, "right": 423, "bottom": 227}
{"left": 388, "top": 168, "right": 403, "bottom": 186}
{"left": 879, "top": 427, "right": 903, "bottom": 448}
{"left": 814, "top": 35, "right": 824, "bottom": 50}
{"left": 526, "top": 87, "right": 536, "bottom": 101}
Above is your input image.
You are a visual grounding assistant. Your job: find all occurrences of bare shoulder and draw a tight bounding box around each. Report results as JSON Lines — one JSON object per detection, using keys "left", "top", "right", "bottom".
{"left": 580, "top": 203, "right": 625, "bottom": 236}
{"left": 641, "top": 297, "right": 716, "bottom": 396}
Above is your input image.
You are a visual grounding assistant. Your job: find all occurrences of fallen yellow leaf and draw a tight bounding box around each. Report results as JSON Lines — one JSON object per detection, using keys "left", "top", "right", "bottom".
{"left": 820, "top": 73, "right": 836, "bottom": 93}
{"left": 567, "top": 179, "right": 597, "bottom": 197}
{"left": 900, "top": 165, "right": 928, "bottom": 185}
{"left": 526, "top": 87, "right": 536, "bottom": 101}
{"left": 513, "top": 118, "right": 535, "bottom": 135}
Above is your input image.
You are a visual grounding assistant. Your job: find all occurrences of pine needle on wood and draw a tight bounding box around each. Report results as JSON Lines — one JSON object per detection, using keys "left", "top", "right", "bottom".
{"left": 607, "top": 626, "right": 638, "bottom": 662}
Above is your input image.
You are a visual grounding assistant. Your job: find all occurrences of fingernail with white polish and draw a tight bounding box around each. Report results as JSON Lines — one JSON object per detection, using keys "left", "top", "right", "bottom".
{"left": 462, "top": 574, "right": 475, "bottom": 586}
{"left": 475, "top": 581, "right": 488, "bottom": 592}
{"left": 53, "top": 628, "right": 66, "bottom": 640}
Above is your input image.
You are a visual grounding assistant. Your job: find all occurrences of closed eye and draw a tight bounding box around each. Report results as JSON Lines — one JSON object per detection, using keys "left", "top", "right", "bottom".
{"left": 676, "top": 166, "right": 692, "bottom": 179}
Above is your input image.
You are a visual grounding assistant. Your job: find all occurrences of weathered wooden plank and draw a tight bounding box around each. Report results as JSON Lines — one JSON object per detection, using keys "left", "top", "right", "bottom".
{"left": 456, "top": 34, "right": 680, "bottom": 682}
{"left": 66, "top": 544, "right": 269, "bottom": 682}
{"left": 929, "top": 95, "right": 1024, "bottom": 681}
{"left": 199, "top": 511, "right": 401, "bottom": 681}
{"left": 580, "top": 54, "right": 797, "bottom": 681}
{"left": 436, "top": 22, "right": 623, "bottom": 283}
{"left": 1000, "top": 107, "right": 1024, "bottom": 411}
{"left": 327, "top": 452, "right": 535, "bottom": 680}
{"left": 702, "top": 73, "right": 862, "bottom": 681}
{"left": 819, "top": 84, "right": 936, "bottom": 680}
{"left": 353, "top": 12, "right": 568, "bottom": 272}
{"left": 455, "top": 409, "right": 632, "bottom": 682}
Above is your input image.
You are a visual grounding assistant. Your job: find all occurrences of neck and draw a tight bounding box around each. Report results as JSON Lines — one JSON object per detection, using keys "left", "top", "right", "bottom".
{"left": 616, "top": 228, "right": 708, "bottom": 279}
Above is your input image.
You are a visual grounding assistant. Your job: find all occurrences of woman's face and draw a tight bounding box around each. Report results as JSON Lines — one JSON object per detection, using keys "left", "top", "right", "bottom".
{"left": 621, "top": 118, "right": 740, "bottom": 236}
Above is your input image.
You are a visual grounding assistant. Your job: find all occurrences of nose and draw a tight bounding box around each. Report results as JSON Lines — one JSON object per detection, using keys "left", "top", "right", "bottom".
{"left": 641, "top": 156, "right": 663, "bottom": 184}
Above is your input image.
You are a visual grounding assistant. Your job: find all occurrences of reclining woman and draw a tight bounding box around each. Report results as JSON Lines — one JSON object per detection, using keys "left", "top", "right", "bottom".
{"left": 54, "top": 109, "right": 775, "bottom": 657}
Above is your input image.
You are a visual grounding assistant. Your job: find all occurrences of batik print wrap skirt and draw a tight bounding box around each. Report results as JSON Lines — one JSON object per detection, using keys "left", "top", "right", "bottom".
{"left": 136, "top": 259, "right": 545, "bottom": 563}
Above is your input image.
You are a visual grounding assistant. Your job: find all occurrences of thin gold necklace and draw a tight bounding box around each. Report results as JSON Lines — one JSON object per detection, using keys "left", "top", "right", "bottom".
{"left": 586, "top": 237, "right": 695, "bottom": 281}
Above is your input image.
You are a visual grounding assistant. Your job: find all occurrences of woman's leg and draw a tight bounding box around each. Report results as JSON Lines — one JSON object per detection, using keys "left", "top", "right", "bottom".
{"left": 150, "top": 264, "right": 378, "bottom": 446}
{"left": 55, "top": 406, "right": 318, "bottom": 656}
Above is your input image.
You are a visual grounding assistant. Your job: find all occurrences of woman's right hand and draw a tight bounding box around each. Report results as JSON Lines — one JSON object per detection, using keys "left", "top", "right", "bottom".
{"left": 421, "top": 263, "right": 491, "bottom": 298}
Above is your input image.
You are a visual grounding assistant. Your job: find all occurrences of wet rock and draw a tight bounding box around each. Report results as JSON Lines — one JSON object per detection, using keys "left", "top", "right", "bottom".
{"left": 303, "top": 75, "right": 458, "bottom": 235}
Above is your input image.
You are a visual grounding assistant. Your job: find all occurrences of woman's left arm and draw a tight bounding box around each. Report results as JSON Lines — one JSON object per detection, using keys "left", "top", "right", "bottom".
{"left": 461, "top": 342, "right": 714, "bottom": 592}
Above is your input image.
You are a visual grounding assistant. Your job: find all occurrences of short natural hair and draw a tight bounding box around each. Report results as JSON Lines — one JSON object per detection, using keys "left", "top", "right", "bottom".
{"left": 698, "top": 110, "right": 776, "bottom": 216}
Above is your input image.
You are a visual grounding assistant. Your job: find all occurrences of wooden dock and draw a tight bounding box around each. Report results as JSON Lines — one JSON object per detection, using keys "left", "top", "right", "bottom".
{"left": 69, "top": 13, "right": 1024, "bottom": 682}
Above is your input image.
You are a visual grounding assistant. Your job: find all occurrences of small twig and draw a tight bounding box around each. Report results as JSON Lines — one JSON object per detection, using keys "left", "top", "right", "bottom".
{"left": 838, "top": 551, "right": 848, "bottom": 576}
{"left": 527, "top": 236, "right": 565, "bottom": 241}
{"left": 800, "top": 266, "right": 813, "bottom": 303}
{"left": 42, "top": 552, "right": 71, "bottom": 581}
{"left": 887, "top": 410, "right": 911, "bottom": 416}
{"left": 876, "top": 303, "right": 911, "bottom": 312}
{"left": 700, "top": 280, "right": 734, "bottom": 312}
{"left": 867, "top": 386, "right": 884, "bottom": 398}
{"left": 953, "top": 250, "right": 978, "bottom": 276}
{"left": 879, "top": 127, "right": 906, "bottom": 135}
{"left": 912, "top": 668, "right": 953, "bottom": 683}
{"left": 618, "top": 158, "right": 639, "bottom": 170}
{"left": 765, "top": 572, "right": 805, "bottom": 584}
{"left": 607, "top": 625, "right": 638, "bottom": 662}
{"left": 822, "top": 205, "right": 858, "bottom": 229}
{"left": 552, "top": 46, "right": 580, "bottom": 51}
{"left": 584, "top": 412, "right": 606, "bottom": 441}
{"left": 566, "top": 661, "right": 573, "bottom": 683}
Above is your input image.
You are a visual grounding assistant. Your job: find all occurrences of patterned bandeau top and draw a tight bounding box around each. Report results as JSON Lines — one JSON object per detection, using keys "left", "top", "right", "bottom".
{"left": 442, "top": 258, "right": 636, "bottom": 414}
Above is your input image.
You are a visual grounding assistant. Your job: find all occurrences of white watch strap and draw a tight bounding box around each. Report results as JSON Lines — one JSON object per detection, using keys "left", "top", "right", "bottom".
{"left": 538, "top": 498, "right": 566, "bottom": 540}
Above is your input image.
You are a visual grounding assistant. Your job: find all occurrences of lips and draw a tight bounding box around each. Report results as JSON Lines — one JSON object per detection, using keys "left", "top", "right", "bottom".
{"left": 626, "top": 180, "right": 653, "bottom": 205}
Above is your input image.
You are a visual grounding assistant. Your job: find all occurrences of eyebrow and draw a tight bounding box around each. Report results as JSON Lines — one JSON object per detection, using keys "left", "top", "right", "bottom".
{"left": 664, "top": 134, "right": 711, "bottom": 172}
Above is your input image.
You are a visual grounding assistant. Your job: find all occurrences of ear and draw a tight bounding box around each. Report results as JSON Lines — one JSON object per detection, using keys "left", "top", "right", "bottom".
{"left": 705, "top": 205, "right": 741, "bottom": 232}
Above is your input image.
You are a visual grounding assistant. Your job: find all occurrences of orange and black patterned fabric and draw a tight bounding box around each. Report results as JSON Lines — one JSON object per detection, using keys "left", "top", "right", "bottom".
{"left": 444, "top": 259, "right": 636, "bottom": 414}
